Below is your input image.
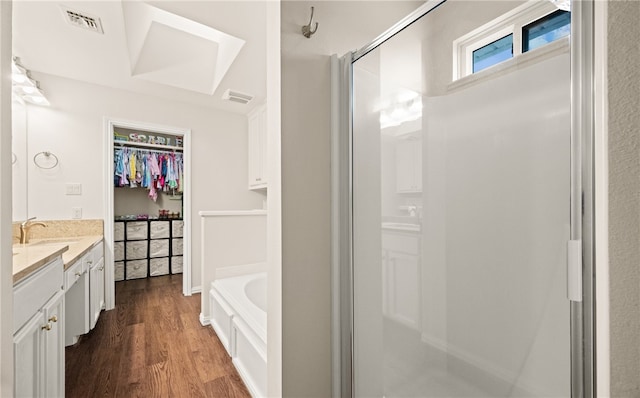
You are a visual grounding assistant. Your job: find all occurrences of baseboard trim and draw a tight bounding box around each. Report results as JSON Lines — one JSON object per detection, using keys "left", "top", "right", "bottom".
{"left": 199, "top": 312, "right": 210, "bottom": 326}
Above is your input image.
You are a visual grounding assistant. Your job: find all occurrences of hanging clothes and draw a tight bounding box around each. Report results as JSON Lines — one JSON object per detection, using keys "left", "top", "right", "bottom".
{"left": 114, "top": 146, "right": 184, "bottom": 202}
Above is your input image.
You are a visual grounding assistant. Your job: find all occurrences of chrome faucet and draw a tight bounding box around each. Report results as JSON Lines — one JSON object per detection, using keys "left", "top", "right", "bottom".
{"left": 20, "top": 217, "right": 47, "bottom": 244}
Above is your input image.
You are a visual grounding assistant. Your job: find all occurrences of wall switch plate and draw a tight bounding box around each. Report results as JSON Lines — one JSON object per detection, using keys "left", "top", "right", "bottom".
{"left": 66, "top": 183, "right": 82, "bottom": 195}
{"left": 72, "top": 207, "right": 82, "bottom": 219}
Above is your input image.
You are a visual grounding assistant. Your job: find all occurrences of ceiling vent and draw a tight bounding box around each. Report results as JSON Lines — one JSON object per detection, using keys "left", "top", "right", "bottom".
{"left": 61, "top": 6, "right": 104, "bottom": 34}
{"left": 222, "top": 89, "right": 253, "bottom": 105}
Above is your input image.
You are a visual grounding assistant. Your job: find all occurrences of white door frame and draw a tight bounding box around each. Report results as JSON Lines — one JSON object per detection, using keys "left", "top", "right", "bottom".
{"left": 103, "top": 117, "right": 192, "bottom": 310}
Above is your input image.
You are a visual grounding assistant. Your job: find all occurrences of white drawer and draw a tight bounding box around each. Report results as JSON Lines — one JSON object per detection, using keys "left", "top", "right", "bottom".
{"left": 150, "top": 257, "right": 169, "bottom": 276}
{"left": 114, "top": 261, "right": 125, "bottom": 282}
{"left": 149, "top": 239, "right": 169, "bottom": 258}
{"left": 126, "top": 241, "right": 148, "bottom": 260}
{"left": 172, "top": 220, "right": 184, "bottom": 238}
{"left": 114, "top": 241, "right": 124, "bottom": 262}
{"left": 126, "top": 260, "right": 147, "bottom": 279}
{"left": 150, "top": 221, "right": 170, "bottom": 239}
{"left": 64, "top": 259, "right": 84, "bottom": 291}
{"left": 14, "top": 257, "right": 63, "bottom": 333}
{"left": 172, "top": 256, "right": 183, "bottom": 273}
{"left": 172, "top": 238, "right": 183, "bottom": 255}
{"left": 114, "top": 222, "right": 125, "bottom": 241}
{"left": 126, "top": 221, "right": 148, "bottom": 240}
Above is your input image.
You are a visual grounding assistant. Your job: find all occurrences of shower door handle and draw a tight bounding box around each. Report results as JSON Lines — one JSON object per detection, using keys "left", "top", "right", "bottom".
{"left": 567, "top": 240, "right": 582, "bottom": 302}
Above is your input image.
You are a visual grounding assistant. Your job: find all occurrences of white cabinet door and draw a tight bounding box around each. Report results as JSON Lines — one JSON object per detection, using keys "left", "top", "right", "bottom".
{"left": 14, "top": 312, "right": 42, "bottom": 398}
{"left": 385, "top": 251, "right": 420, "bottom": 329}
{"left": 89, "top": 258, "right": 104, "bottom": 330}
{"left": 98, "top": 258, "right": 105, "bottom": 311}
{"left": 248, "top": 104, "right": 267, "bottom": 190}
{"left": 15, "top": 291, "right": 65, "bottom": 398}
{"left": 42, "top": 290, "right": 65, "bottom": 398}
{"left": 382, "top": 231, "right": 421, "bottom": 330}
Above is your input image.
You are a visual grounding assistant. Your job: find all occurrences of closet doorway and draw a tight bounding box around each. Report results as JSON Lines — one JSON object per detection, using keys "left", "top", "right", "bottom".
{"left": 104, "top": 118, "right": 192, "bottom": 310}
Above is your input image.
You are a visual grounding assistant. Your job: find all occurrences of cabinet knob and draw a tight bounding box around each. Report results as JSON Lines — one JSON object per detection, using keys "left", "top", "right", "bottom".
{"left": 75, "top": 271, "right": 82, "bottom": 277}
{"left": 87, "top": 260, "right": 93, "bottom": 265}
{"left": 98, "top": 266, "right": 104, "bottom": 271}
{"left": 49, "top": 315, "right": 58, "bottom": 323}
{"left": 41, "top": 323, "right": 52, "bottom": 331}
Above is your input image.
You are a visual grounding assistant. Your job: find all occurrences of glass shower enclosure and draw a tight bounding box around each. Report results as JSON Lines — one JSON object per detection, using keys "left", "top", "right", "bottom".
{"left": 339, "top": 0, "right": 593, "bottom": 396}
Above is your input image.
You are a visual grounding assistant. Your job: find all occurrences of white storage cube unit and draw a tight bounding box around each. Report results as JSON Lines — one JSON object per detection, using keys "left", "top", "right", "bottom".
{"left": 126, "top": 241, "right": 148, "bottom": 260}
{"left": 126, "top": 260, "right": 147, "bottom": 279}
{"left": 150, "top": 221, "right": 170, "bottom": 239}
{"left": 115, "top": 219, "right": 184, "bottom": 280}
{"left": 172, "top": 238, "right": 183, "bottom": 255}
{"left": 126, "top": 221, "right": 148, "bottom": 240}
{"left": 149, "top": 239, "right": 169, "bottom": 258}
{"left": 172, "top": 220, "right": 184, "bottom": 237}
{"left": 114, "top": 261, "right": 125, "bottom": 281}
{"left": 172, "top": 256, "right": 183, "bottom": 273}
{"left": 114, "top": 222, "right": 125, "bottom": 241}
{"left": 114, "top": 242, "right": 124, "bottom": 262}
{"left": 150, "top": 258, "right": 169, "bottom": 276}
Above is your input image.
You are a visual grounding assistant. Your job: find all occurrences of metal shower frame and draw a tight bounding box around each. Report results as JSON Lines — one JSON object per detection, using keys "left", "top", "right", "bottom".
{"left": 331, "top": 0, "right": 597, "bottom": 396}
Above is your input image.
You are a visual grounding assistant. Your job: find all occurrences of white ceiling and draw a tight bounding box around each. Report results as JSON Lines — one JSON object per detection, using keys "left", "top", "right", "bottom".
{"left": 13, "top": 1, "right": 423, "bottom": 115}
{"left": 13, "top": 1, "right": 267, "bottom": 114}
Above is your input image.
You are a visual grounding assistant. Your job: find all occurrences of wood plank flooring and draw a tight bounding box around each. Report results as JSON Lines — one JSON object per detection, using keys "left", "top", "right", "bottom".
{"left": 65, "top": 274, "right": 251, "bottom": 398}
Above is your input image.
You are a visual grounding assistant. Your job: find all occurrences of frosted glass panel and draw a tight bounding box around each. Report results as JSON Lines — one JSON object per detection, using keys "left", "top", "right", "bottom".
{"left": 351, "top": 2, "right": 571, "bottom": 397}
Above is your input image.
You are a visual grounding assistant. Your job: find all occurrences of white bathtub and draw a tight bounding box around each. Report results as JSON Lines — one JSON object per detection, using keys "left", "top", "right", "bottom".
{"left": 210, "top": 272, "right": 267, "bottom": 397}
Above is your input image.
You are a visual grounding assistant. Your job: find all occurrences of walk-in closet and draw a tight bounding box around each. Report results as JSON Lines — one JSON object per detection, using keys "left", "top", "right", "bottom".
{"left": 112, "top": 127, "right": 186, "bottom": 282}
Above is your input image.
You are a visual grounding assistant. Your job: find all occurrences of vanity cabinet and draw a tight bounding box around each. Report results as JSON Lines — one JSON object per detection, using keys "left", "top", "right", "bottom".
{"left": 248, "top": 103, "right": 267, "bottom": 190}
{"left": 65, "top": 239, "right": 104, "bottom": 344}
{"left": 13, "top": 257, "right": 65, "bottom": 398}
{"left": 396, "top": 139, "right": 422, "bottom": 193}
{"left": 114, "top": 219, "right": 183, "bottom": 281}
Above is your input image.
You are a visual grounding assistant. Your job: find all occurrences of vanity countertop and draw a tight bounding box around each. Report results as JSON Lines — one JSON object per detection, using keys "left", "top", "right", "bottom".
{"left": 13, "top": 235, "right": 103, "bottom": 284}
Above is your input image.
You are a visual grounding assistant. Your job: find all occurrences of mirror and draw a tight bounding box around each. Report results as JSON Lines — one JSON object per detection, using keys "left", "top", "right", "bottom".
{"left": 12, "top": 98, "right": 27, "bottom": 222}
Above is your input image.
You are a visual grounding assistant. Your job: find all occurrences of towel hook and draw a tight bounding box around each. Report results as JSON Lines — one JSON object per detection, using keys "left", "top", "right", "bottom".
{"left": 302, "top": 6, "right": 319, "bottom": 38}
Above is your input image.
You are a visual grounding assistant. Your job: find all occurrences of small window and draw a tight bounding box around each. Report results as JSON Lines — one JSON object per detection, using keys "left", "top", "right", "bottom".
{"left": 522, "top": 10, "right": 571, "bottom": 52}
{"left": 472, "top": 34, "right": 513, "bottom": 73}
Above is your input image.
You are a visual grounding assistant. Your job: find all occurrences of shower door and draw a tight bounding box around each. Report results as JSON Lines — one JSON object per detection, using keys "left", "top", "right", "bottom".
{"left": 349, "top": 1, "right": 579, "bottom": 397}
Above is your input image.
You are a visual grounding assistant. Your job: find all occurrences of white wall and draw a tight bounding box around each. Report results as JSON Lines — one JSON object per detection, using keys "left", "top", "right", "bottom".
{"left": 280, "top": 2, "right": 424, "bottom": 396}
{"left": 199, "top": 211, "right": 266, "bottom": 322}
{"left": 608, "top": 1, "right": 640, "bottom": 396}
{"left": 114, "top": 188, "right": 182, "bottom": 218}
{"left": 0, "top": 1, "right": 13, "bottom": 394}
{"left": 20, "top": 72, "right": 264, "bottom": 289}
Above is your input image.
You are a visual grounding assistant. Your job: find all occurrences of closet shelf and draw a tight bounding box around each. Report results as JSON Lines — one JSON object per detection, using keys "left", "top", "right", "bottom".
{"left": 115, "top": 140, "right": 183, "bottom": 152}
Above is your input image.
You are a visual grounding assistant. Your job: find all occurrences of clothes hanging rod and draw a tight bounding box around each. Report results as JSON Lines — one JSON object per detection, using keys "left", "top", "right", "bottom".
{"left": 115, "top": 140, "right": 183, "bottom": 152}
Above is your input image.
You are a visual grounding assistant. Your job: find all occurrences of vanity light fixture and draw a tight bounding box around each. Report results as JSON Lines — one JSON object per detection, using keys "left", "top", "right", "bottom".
{"left": 12, "top": 56, "right": 50, "bottom": 106}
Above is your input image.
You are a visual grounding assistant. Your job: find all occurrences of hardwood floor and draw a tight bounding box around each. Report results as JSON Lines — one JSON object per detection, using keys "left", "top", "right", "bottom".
{"left": 65, "top": 274, "right": 251, "bottom": 398}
